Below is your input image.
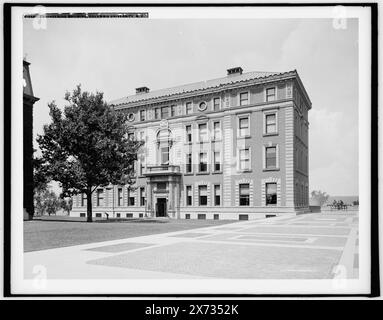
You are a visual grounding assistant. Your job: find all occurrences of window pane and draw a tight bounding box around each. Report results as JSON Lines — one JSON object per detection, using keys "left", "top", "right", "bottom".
{"left": 266, "top": 147, "right": 276, "bottom": 168}
{"left": 199, "top": 153, "right": 207, "bottom": 172}
{"left": 214, "top": 98, "right": 220, "bottom": 110}
{"left": 186, "top": 125, "right": 192, "bottom": 142}
{"left": 239, "top": 184, "right": 250, "bottom": 206}
{"left": 161, "top": 146, "right": 169, "bottom": 164}
{"left": 213, "top": 122, "right": 221, "bottom": 140}
{"left": 240, "top": 92, "right": 249, "bottom": 105}
{"left": 214, "top": 151, "right": 221, "bottom": 171}
{"left": 186, "top": 102, "right": 192, "bottom": 114}
{"left": 266, "top": 183, "right": 277, "bottom": 205}
{"left": 266, "top": 88, "right": 276, "bottom": 101}
{"left": 161, "top": 107, "right": 169, "bottom": 119}
{"left": 239, "top": 117, "right": 249, "bottom": 136}
{"left": 199, "top": 123, "right": 208, "bottom": 141}
{"left": 239, "top": 184, "right": 249, "bottom": 195}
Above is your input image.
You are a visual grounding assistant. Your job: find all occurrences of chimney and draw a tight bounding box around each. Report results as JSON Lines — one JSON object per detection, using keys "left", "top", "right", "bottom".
{"left": 136, "top": 86, "right": 150, "bottom": 94}
{"left": 227, "top": 67, "right": 243, "bottom": 76}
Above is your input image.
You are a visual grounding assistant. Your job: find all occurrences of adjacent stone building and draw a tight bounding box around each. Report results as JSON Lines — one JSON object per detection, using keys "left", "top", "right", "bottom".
{"left": 23, "top": 59, "right": 39, "bottom": 220}
{"left": 70, "top": 67, "right": 311, "bottom": 220}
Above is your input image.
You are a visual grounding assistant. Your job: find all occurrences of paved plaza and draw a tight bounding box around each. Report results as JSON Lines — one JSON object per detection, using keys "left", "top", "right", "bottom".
{"left": 24, "top": 212, "right": 359, "bottom": 279}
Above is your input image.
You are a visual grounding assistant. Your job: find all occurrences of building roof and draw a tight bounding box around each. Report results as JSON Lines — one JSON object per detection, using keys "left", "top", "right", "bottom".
{"left": 110, "top": 70, "right": 297, "bottom": 106}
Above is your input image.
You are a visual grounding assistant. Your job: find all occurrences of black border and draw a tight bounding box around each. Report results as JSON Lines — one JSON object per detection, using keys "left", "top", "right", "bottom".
{"left": 3, "top": 2, "right": 379, "bottom": 298}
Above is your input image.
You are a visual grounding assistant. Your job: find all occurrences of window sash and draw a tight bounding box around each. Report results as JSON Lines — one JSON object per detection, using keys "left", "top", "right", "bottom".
{"left": 266, "top": 88, "right": 276, "bottom": 101}
{"left": 239, "top": 117, "right": 250, "bottom": 136}
{"left": 198, "top": 123, "right": 208, "bottom": 141}
{"left": 240, "top": 92, "right": 249, "bottom": 105}
{"left": 186, "top": 186, "right": 192, "bottom": 205}
{"left": 266, "top": 147, "right": 277, "bottom": 168}
{"left": 161, "top": 107, "right": 169, "bottom": 119}
{"left": 213, "top": 122, "right": 221, "bottom": 140}
{"left": 186, "top": 102, "right": 192, "bottom": 114}
{"left": 170, "top": 105, "right": 176, "bottom": 117}
{"left": 239, "top": 183, "right": 250, "bottom": 206}
{"left": 155, "top": 108, "right": 160, "bottom": 119}
{"left": 214, "top": 152, "right": 221, "bottom": 171}
{"left": 266, "top": 183, "right": 277, "bottom": 205}
{"left": 214, "top": 185, "right": 221, "bottom": 206}
{"left": 199, "top": 153, "right": 207, "bottom": 172}
{"left": 239, "top": 149, "right": 250, "bottom": 170}
{"left": 186, "top": 153, "right": 192, "bottom": 173}
{"left": 213, "top": 98, "right": 220, "bottom": 110}
{"left": 186, "top": 125, "right": 192, "bottom": 142}
{"left": 140, "top": 110, "right": 145, "bottom": 121}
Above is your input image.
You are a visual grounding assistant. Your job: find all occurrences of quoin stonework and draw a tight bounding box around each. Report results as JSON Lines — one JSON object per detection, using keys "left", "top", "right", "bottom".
{"left": 70, "top": 67, "right": 311, "bottom": 220}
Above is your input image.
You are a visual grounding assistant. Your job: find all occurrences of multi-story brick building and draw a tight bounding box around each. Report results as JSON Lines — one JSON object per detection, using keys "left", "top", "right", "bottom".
{"left": 70, "top": 67, "right": 311, "bottom": 220}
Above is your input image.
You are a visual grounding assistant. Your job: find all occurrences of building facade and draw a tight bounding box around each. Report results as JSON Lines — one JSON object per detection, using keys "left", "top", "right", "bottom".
{"left": 71, "top": 67, "right": 311, "bottom": 220}
{"left": 23, "top": 59, "right": 39, "bottom": 220}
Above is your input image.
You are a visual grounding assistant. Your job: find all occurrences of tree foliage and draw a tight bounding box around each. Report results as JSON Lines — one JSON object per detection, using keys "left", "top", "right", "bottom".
{"left": 310, "top": 190, "right": 330, "bottom": 206}
{"left": 35, "top": 189, "right": 61, "bottom": 216}
{"left": 36, "top": 85, "right": 143, "bottom": 221}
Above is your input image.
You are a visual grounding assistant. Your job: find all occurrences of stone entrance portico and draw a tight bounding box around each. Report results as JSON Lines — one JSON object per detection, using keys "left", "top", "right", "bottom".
{"left": 144, "top": 165, "right": 181, "bottom": 218}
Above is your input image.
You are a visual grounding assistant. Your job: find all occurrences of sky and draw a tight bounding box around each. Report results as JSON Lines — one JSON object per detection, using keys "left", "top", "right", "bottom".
{"left": 23, "top": 17, "right": 359, "bottom": 196}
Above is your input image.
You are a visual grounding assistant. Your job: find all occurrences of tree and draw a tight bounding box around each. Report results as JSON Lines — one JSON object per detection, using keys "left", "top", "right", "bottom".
{"left": 35, "top": 189, "right": 61, "bottom": 216}
{"left": 36, "top": 85, "right": 142, "bottom": 222}
{"left": 310, "top": 190, "right": 330, "bottom": 207}
{"left": 60, "top": 197, "right": 73, "bottom": 215}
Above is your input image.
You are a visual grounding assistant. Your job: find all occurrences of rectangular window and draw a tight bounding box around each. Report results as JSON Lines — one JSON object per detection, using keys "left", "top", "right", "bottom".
{"left": 186, "top": 102, "right": 192, "bottom": 115}
{"left": 81, "top": 193, "right": 87, "bottom": 207}
{"left": 116, "top": 213, "right": 121, "bottom": 218}
{"left": 96, "top": 189, "right": 104, "bottom": 207}
{"left": 266, "top": 146, "right": 277, "bottom": 169}
{"left": 186, "top": 186, "right": 192, "bottom": 206}
{"left": 213, "top": 97, "right": 221, "bottom": 111}
{"left": 240, "top": 92, "right": 249, "bottom": 106}
{"left": 239, "top": 184, "right": 250, "bottom": 206}
{"left": 198, "top": 123, "right": 208, "bottom": 142}
{"left": 239, "top": 148, "right": 250, "bottom": 171}
{"left": 266, "top": 87, "right": 276, "bottom": 102}
{"left": 214, "top": 214, "right": 219, "bottom": 220}
{"left": 186, "top": 125, "right": 192, "bottom": 143}
{"left": 155, "top": 108, "right": 160, "bottom": 119}
{"left": 199, "top": 152, "right": 207, "bottom": 172}
{"left": 265, "top": 113, "right": 277, "bottom": 134}
{"left": 161, "top": 146, "right": 169, "bottom": 165}
{"left": 213, "top": 151, "right": 221, "bottom": 172}
{"left": 118, "top": 188, "right": 123, "bottom": 206}
{"left": 199, "top": 185, "right": 208, "bottom": 206}
{"left": 213, "top": 121, "right": 221, "bottom": 140}
{"left": 186, "top": 153, "right": 192, "bottom": 173}
{"left": 161, "top": 106, "right": 169, "bottom": 119}
{"left": 140, "top": 110, "right": 145, "bottom": 121}
{"left": 170, "top": 105, "right": 177, "bottom": 117}
{"left": 128, "top": 189, "right": 135, "bottom": 206}
{"left": 214, "top": 185, "right": 221, "bottom": 206}
{"left": 239, "top": 117, "right": 250, "bottom": 137}
{"left": 140, "top": 187, "right": 145, "bottom": 206}
{"left": 266, "top": 183, "right": 277, "bottom": 205}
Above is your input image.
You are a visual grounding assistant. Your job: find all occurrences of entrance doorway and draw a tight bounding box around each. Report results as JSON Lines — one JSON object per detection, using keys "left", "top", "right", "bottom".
{"left": 156, "top": 198, "right": 167, "bottom": 217}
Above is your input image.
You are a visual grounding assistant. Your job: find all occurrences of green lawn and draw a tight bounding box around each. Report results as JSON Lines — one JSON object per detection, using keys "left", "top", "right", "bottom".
{"left": 24, "top": 216, "right": 234, "bottom": 252}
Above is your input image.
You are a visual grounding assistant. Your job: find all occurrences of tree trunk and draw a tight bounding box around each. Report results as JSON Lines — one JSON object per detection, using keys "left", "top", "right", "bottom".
{"left": 86, "top": 188, "right": 93, "bottom": 222}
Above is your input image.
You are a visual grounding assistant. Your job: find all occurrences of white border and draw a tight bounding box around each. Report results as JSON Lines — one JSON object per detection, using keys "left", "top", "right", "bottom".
{"left": 11, "top": 5, "right": 372, "bottom": 295}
